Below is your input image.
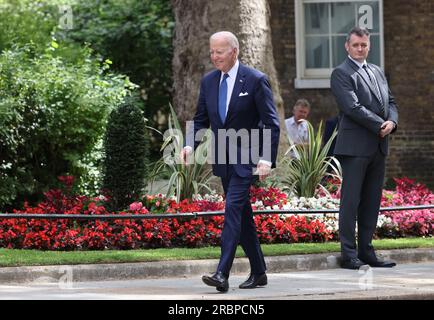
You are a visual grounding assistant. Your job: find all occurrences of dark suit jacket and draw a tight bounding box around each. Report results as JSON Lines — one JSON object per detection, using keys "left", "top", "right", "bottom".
{"left": 323, "top": 116, "right": 338, "bottom": 157}
{"left": 190, "top": 63, "right": 280, "bottom": 177}
{"left": 330, "top": 58, "right": 398, "bottom": 156}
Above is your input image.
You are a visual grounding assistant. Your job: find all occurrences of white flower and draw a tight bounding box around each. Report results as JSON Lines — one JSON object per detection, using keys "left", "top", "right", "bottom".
{"left": 193, "top": 194, "right": 203, "bottom": 201}
{"left": 376, "top": 215, "right": 395, "bottom": 228}
{"left": 281, "top": 204, "right": 291, "bottom": 210}
{"left": 252, "top": 200, "right": 264, "bottom": 209}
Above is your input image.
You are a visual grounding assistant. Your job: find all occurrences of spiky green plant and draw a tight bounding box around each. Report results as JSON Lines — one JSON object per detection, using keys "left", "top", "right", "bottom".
{"left": 150, "top": 104, "right": 214, "bottom": 202}
{"left": 277, "top": 120, "right": 341, "bottom": 197}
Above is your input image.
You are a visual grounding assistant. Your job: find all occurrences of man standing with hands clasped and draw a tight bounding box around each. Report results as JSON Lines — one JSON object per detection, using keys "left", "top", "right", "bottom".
{"left": 331, "top": 27, "right": 399, "bottom": 270}
{"left": 180, "top": 31, "right": 280, "bottom": 292}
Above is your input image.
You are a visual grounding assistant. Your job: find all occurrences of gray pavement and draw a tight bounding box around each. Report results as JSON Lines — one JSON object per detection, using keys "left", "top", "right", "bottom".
{"left": 0, "top": 262, "right": 434, "bottom": 300}
{"left": 0, "top": 248, "right": 434, "bottom": 300}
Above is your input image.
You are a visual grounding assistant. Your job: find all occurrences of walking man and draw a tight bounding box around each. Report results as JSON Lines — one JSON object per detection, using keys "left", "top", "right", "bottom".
{"left": 181, "top": 31, "right": 280, "bottom": 291}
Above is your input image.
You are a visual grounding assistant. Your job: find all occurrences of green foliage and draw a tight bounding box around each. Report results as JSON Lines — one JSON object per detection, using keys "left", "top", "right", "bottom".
{"left": 150, "top": 104, "right": 214, "bottom": 203}
{"left": 0, "top": 43, "right": 136, "bottom": 209}
{"left": 0, "top": 0, "right": 57, "bottom": 52}
{"left": 0, "top": 0, "right": 173, "bottom": 160}
{"left": 63, "top": 0, "right": 174, "bottom": 147}
{"left": 0, "top": 0, "right": 85, "bottom": 62}
{"left": 0, "top": 0, "right": 171, "bottom": 207}
{"left": 102, "top": 102, "right": 150, "bottom": 211}
{"left": 274, "top": 121, "right": 342, "bottom": 197}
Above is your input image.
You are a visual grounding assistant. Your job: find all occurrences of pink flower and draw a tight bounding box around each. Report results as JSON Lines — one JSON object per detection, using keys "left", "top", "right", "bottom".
{"left": 129, "top": 202, "right": 143, "bottom": 211}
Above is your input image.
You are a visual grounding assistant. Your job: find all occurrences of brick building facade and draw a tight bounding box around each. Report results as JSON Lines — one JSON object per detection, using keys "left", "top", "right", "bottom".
{"left": 269, "top": 0, "right": 434, "bottom": 187}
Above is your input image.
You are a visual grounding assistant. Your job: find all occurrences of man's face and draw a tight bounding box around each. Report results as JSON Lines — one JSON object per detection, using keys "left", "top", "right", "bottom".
{"left": 345, "top": 34, "right": 370, "bottom": 63}
{"left": 293, "top": 106, "right": 310, "bottom": 123}
{"left": 210, "top": 37, "right": 237, "bottom": 73}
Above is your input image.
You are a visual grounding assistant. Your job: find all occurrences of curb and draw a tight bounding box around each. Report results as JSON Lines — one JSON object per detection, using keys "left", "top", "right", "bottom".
{"left": 1, "top": 248, "right": 433, "bottom": 284}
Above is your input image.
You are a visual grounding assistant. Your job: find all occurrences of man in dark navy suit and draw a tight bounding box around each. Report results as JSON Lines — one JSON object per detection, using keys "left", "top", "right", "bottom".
{"left": 331, "top": 27, "right": 398, "bottom": 270}
{"left": 323, "top": 115, "right": 338, "bottom": 158}
{"left": 181, "top": 31, "right": 280, "bottom": 292}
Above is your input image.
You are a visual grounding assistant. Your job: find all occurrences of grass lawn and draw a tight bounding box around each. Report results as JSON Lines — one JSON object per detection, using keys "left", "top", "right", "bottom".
{"left": 0, "top": 238, "right": 433, "bottom": 267}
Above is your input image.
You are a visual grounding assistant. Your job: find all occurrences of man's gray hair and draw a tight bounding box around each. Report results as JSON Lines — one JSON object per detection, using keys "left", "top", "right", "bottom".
{"left": 346, "top": 26, "right": 370, "bottom": 42}
{"left": 210, "top": 31, "right": 239, "bottom": 51}
{"left": 294, "top": 98, "right": 311, "bottom": 110}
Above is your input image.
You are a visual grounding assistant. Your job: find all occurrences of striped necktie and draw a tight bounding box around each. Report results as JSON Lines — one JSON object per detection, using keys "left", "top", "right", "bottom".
{"left": 363, "top": 64, "right": 384, "bottom": 114}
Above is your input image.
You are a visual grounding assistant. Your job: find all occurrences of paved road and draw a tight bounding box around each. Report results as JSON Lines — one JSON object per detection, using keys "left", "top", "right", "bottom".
{"left": 1, "top": 262, "right": 433, "bottom": 300}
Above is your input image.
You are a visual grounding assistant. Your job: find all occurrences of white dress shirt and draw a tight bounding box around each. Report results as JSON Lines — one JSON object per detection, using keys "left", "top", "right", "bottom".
{"left": 285, "top": 116, "right": 308, "bottom": 159}
{"left": 285, "top": 116, "right": 308, "bottom": 145}
{"left": 348, "top": 55, "right": 366, "bottom": 69}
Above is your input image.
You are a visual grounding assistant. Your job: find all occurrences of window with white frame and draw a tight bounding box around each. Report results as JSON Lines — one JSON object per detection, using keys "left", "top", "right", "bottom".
{"left": 295, "top": 0, "right": 383, "bottom": 88}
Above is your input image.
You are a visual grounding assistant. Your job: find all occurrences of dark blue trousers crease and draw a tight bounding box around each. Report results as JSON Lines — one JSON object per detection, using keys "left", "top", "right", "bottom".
{"left": 216, "top": 165, "right": 266, "bottom": 277}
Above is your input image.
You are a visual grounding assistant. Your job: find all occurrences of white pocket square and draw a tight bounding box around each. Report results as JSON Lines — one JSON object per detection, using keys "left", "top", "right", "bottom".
{"left": 239, "top": 92, "right": 249, "bottom": 97}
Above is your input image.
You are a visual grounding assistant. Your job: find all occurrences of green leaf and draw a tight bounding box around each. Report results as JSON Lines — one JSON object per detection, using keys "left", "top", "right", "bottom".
{"left": 273, "top": 121, "right": 342, "bottom": 197}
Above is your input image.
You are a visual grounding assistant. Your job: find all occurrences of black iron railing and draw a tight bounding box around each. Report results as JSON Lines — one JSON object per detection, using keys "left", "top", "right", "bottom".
{"left": 0, "top": 205, "right": 432, "bottom": 220}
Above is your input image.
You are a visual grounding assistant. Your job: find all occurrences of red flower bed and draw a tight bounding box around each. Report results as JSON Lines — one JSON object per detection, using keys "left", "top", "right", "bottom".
{"left": 0, "top": 178, "right": 335, "bottom": 250}
{"left": 0, "top": 176, "right": 432, "bottom": 250}
{"left": 255, "top": 214, "right": 333, "bottom": 243}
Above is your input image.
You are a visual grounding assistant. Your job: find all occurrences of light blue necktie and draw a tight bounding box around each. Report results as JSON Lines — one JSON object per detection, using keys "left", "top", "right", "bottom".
{"left": 218, "top": 73, "right": 229, "bottom": 123}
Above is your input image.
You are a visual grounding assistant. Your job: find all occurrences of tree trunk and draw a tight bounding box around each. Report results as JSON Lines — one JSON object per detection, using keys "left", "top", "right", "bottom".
{"left": 171, "top": 0, "right": 287, "bottom": 151}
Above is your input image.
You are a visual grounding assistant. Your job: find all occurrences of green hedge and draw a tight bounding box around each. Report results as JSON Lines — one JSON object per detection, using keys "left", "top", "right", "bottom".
{"left": 0, "top": 43, "right": 136, "bottom": 209}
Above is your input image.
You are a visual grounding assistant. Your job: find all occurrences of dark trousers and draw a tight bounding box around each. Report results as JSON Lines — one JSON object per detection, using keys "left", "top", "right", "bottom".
{"left": 338, "top": 149, "right": 386, "bottom": 262}
{"left": 216, "top": 165, "right": 266, "bottom": 277}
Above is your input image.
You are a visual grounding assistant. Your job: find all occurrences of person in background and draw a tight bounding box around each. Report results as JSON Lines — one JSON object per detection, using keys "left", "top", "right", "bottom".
{"left": 285, "top": 98, "right": 311, "bottom": 158}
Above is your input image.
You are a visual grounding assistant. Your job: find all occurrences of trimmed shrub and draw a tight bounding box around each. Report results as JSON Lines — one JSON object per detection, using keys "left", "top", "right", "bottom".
{"left": 102, "top": 102, "right": 150, "bottom": 210}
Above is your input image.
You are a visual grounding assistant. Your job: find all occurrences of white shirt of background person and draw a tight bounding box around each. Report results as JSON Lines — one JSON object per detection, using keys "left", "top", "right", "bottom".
{"left": 285, "top": 100, "right": 311, "bottom": 158}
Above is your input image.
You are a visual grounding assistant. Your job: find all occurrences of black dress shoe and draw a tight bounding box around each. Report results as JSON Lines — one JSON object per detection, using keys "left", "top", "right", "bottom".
{"left": 202, "top": 272, "right": 229, "bottom": 292}
{"left": 239, "top": 273, "right": 267, "bottom": 289}
{"left": 364, "top": 259, "right": 396, "bottom": 268}
{"left": 341, "top": 258, "right": 367, "bottom": 270}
